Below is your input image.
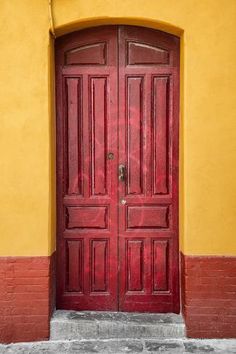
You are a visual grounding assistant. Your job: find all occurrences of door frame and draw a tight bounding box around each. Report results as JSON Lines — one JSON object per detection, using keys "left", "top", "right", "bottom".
{"left": 54, "top": 24, "right": 181, "bottom": 313}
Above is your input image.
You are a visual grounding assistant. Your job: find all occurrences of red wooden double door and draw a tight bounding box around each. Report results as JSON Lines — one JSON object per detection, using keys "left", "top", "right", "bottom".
{"left": 56, "top": 26, "right": 180, "bottom": 313}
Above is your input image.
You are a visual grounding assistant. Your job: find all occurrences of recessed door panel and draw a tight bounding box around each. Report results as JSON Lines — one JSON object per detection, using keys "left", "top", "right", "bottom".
{"left": 65, "top": 42, "right": 107, "bottom": 65}
{"left": 56, "top": 25, "right": 179, "bottom": 313}
{"left": 66, "top": 240, "right": 83, "bottom": 292}
{"left": 152, "top": 240, "right": 169, "bottom": 292}
{"left": 90, "top": 77, "right": 108, "bottom": 196}
{"left": 91, "top": 240, "right": 108, "bottom": 293}
{"left": 126, "top": 76, "right": 144, "bottom": 195}
{"left": 127, "top": 206, "right": 169, "bottom": 229}
{"left": 127, "top": 240, "right": 144, "bottom": 292}
{"left": 152, "top": 76, "right": 169, "bottom": 195}
{"left": 66, "top": 77, "right": 82, "bottom": 196}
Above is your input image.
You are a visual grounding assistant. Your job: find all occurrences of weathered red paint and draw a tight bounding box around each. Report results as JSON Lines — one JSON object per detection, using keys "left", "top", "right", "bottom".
{"left": 56, "top": 26, "right": 180, "bottom": 312}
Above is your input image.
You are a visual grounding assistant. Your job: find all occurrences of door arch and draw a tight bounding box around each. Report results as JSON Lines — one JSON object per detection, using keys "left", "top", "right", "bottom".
{"left": 56, "top": 25, "right": 180, "bottom": 312}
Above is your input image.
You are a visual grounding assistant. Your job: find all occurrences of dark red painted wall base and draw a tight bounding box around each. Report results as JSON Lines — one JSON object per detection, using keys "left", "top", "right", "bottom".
{"left": 1, "top": 252, "right": 236, "bottom": 342}
{"left": 0, "top": 254, "right": 55, "bottom": 343}
{"left": 181, "top": 253, "right": 236, "bottom": 338}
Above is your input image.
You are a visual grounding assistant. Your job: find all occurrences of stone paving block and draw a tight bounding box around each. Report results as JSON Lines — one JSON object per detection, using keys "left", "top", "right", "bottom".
{"left": 145, "top": 340, "right": 183, "bottom": 353}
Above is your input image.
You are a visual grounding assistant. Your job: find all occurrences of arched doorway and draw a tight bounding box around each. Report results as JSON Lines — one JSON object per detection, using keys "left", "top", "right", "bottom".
{"left": 55, "top": 25, "right": 180, "bottom": 313}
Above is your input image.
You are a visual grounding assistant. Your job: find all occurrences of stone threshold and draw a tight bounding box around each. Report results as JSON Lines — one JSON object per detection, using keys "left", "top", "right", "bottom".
{"left": 50, "top": 310, "right": 185, "bottom": 340}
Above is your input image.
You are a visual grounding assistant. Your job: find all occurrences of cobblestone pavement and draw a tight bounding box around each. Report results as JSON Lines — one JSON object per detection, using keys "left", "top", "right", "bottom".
{"left": 0, "top": 338, "right": 236, "bottom": 354}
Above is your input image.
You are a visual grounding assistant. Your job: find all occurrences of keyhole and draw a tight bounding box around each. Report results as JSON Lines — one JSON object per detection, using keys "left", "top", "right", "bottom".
{"left": 107, "top": 152, "right": 114, "bottom": 160}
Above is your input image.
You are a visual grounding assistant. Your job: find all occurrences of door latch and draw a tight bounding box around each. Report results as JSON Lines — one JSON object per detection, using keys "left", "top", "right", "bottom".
{"left": 118, "top": 164, "right": 126, "bottom": 182}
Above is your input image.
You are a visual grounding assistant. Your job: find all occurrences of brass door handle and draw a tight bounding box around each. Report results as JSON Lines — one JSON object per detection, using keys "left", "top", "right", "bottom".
{"left": 119, "top": 164, "right": 126, "bottom": 181}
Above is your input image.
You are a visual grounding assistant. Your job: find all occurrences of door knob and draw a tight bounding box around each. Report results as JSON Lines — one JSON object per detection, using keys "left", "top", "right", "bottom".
{"left": 119, "top": 164, "right": 126, "bottom": 182}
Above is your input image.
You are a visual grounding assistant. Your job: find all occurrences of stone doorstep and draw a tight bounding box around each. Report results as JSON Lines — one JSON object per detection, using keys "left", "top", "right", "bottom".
{"left": 1, "top": 312, "right": 235, "bottom": 353}
{"left": 50, "top": 310, "right": 186, "bottom": 340}
{"left": 1, "top": 339, "right": 236, "bottom": 354}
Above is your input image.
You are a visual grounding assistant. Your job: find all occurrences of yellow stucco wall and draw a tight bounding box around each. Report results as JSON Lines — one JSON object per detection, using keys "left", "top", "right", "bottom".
{"left": 0, "top": 0, "right": 236, "bottom": 256}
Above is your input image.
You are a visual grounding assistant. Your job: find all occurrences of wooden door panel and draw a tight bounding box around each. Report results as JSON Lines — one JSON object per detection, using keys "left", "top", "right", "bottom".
{"left": 91, "top": 239, "right": 108, "bottom": 292}
{"left": 56, "top": 27, "right": 118, "bottom": 310}
{"left": 127, "top": 240, "right": 144, "bottom": 291}
{"left": 65, "top": 42, "right": 107, "bottom": 65}
{"left": 90, "top": 77, "right": 108, "bottom": 196}
{"left": 127, "top": 205, "right": 169, "bottom": 229}
{"left": 152, "top": 76, "right": 169, "bottom": 195}
{"left": 66, "top": 240, "right": 83, "bottom": 292}
{"left": 127, "top": 42, "right": 169, "bottom": 65}
{"left": 66, "top": 77, "right": 82, "bottom": 196}
{"left": 126, "top": 76, "right": 144, "bottom": 195}
{"left": 153, "top": 240, "right": 168, "bottom": 292}
{"left": 118, "top": 26, "right": 179, "bottom": 312}
{"left": 66, "top": 206, "right": 108, "bottom": 229}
